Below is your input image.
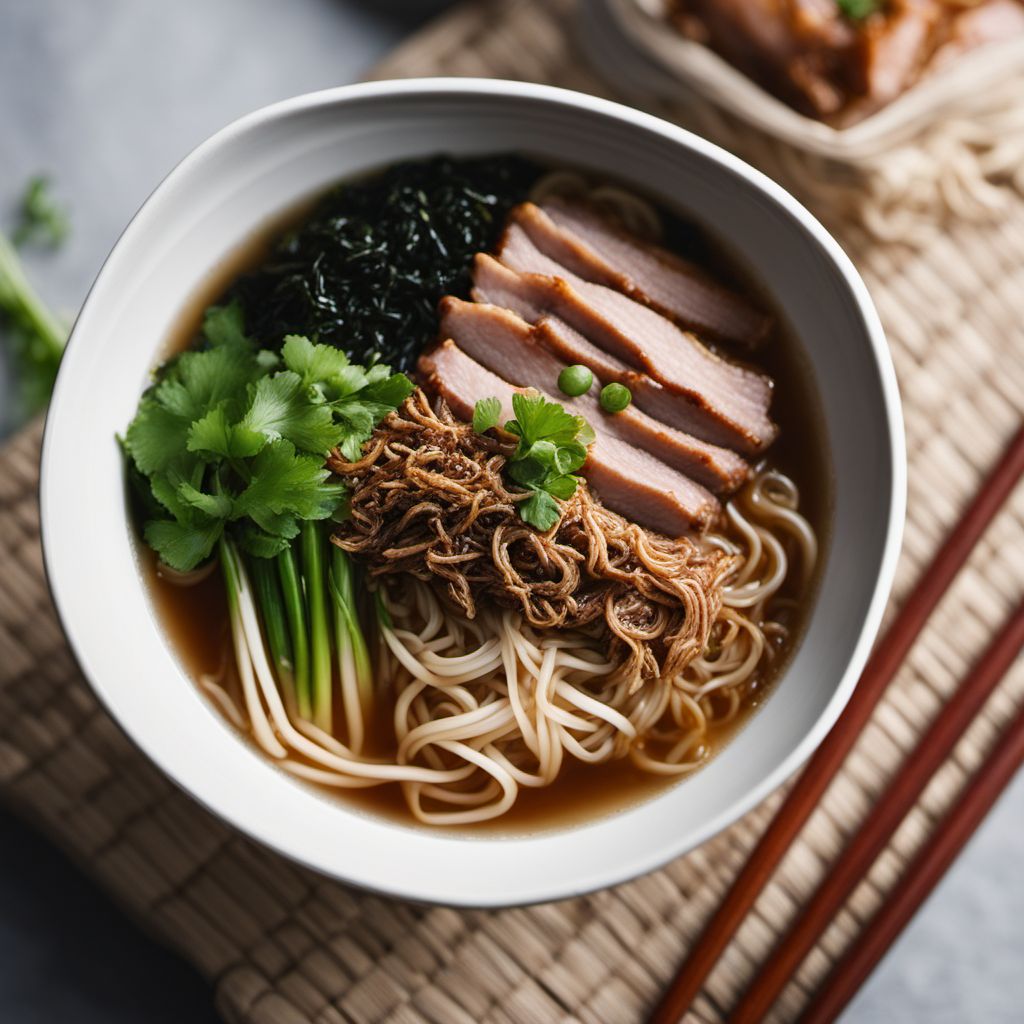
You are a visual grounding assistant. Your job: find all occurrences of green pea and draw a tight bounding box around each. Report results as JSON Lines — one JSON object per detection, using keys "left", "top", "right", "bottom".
{"left": 557, "top": 364, "right": 594, "bottom": 397}
{"left": 599, "top": 382, "right": 632, "bottom": 413}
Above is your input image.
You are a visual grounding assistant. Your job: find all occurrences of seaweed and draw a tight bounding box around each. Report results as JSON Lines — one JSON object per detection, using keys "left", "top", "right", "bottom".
{"left": 233, "top": 154, "right": 541, "bottom": 372}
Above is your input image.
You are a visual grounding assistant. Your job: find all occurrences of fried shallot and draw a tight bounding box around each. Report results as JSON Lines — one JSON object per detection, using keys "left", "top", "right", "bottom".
{"left": 328, "top": 390, "right": 736, "bottom": 691}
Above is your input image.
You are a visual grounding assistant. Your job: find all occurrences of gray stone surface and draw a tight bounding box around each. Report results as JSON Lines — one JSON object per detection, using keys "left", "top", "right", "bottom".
{"left": 1, "top": 1, "right": 1021, "bottom": 1021}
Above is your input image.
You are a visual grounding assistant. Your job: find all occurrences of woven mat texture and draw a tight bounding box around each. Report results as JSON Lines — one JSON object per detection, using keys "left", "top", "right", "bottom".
{"left": 2, "top": 2, "right": 1023, "bottom": 1022}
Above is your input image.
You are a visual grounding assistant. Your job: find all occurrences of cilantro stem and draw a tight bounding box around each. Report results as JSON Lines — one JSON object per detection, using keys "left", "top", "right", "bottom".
{"left": 219, "top": 535, "right": 241, "bottom": 617}
{"left": 249, "top": 555, "right": 294, "bottom": 698}
{"left": 329, "top": 545, "right": 373, "bottom": 754}
{"left": 301, "top": 520, "right": 333, "bottom": 732}
{"left": 0, "top": 227, "right": 67, "bottom": 414}
{"left": 0, "top": 224, "right": 66, "bottom": 357}
{"left": 277, "top": 544, "right": 311, "bottom": 721}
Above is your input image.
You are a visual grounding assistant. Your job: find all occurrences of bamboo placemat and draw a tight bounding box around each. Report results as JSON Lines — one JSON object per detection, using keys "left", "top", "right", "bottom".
{"left": 2, "top": 2, "right": 1023, "bottom": 1021}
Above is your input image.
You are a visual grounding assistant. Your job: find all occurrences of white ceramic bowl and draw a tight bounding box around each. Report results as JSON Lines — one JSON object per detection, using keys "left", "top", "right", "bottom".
{"left": 40, "top": 79, "right": 904, "bottom": 907}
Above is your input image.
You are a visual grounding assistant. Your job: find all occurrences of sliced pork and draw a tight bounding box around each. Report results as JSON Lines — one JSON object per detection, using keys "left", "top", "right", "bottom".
{"left": 419, "top": 340, "right": 721, "bottom": 534}
{"left": 471, "top": 256, "right": 750, "bottom": 448}
{"left": 531, "top": 316, "right": 722, "bottom": 438}
{"left": 439, "top": 297, "right": 749, "bottom": 495}
{"left": 472, "top": 252, "right": 776, "bottom": 454}
{"left": 492, "top": 229, "right": 775, "bottom": 445}
{"left": 513, "top": 200, "right": 772, "bottom": 348}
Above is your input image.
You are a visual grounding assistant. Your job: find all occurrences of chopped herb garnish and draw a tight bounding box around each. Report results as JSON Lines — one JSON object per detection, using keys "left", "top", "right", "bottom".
{"left": 124, "top": 302, "right": 412, "bottom": 571}
{"left": 472, "top": 396, "right": 502, "bottom": 433}
{"left": 474, "top": 391, "right": 594, "bottom": 531}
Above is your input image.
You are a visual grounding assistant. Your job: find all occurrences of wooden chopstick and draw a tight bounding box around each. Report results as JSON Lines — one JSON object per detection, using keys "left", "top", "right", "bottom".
{"left": 801, "top": 695, "right": 1024, "bottom": 1024}
{"left": 731, "top": 596, "right": 1024, "bottom": 1022}
{"left": 648, "top": 423, "right": 1024, "bottom": 1024}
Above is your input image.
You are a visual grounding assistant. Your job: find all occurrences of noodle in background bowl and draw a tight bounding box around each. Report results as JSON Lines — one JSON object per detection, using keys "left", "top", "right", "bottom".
{"left": 40, "top": 79, "right": 905, "bottom": 907}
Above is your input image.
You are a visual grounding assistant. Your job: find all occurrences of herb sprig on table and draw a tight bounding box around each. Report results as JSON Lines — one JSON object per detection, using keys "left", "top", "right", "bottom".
{"left": 0, "top": 177, "right": 69, "bottom": 417}
{"left": 13, "top": 176, "right": 70, "bottom": 249}
{"left": 474, "top": 391, "right": 594, "bottom": 531}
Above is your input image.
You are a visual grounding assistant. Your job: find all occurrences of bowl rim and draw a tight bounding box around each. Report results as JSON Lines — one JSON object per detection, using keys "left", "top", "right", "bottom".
{"left": 39, "top": 77, "right": 906, "bottom": 907}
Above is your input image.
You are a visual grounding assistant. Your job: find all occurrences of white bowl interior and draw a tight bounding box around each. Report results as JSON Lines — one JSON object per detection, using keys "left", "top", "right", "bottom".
{"left": 41, "top": 80, "right": 904, "bottom": 906}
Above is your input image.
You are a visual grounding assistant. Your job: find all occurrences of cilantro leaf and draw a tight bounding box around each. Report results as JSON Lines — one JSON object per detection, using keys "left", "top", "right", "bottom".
{"left": 144, "top": 517, "right": 224, "bottom": 572}
{"left": 519, "top": 489, "right": 561, "bottom": 531}
{"left": 507, "top": 457, "right": 548, "bottom": 489}
{"left": 554, "top": 441, "right": 587, "bottom": 476}
{"left": 236, "top": 523, "right": 293, "bottom": 559}
{"left": 499, "top": 390, "right": 594, "bottom": 532}
{"left": 473, "top": 397, "right": 502, "bottom": 433}
{"left": 252, "top": 510, "right": 302, "bottom": 539}
{"left": 124, "top": 399, "right": 192, "bottom": 475}
{"left": 232, "top": 439, "right": 345, "bottom": 526}
{"left": 148, "top": 459, "right": 206, "bottom": 521}
{"left": 187, "top": 403, "right": 265, "bottom": 460}
{"left": 331, "top": 374, "right": 412, "bottom": 461}
{"left": 202, "top": 299, "right": 252, "bottom": 349}
{"left": 155, "top": 345, "right": 260, "bottom": 423}
{"left": 545, "top": 475, "right": 579, "bottom": 500}
{"left": 510, "top": 391, "right": 582, "bottom": 447}
{"left": 177, "top": 482, "right": 233, "bottom": 519}
{"left": 332, "top": 401, "right": 376, "bottom": 439}
{"left": 282, "top": 334, "right": 352, "bottom": 388}
{"left": 242, "top": 372, "right": 345, "bottom": 455}
{"left": 361, "top": 371, "right": 414, "bottom": 409}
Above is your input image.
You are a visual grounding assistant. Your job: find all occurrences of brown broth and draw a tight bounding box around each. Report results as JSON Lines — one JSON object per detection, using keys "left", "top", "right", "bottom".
{"left": 140, "top": 158, "right": 832, "bottom": 835}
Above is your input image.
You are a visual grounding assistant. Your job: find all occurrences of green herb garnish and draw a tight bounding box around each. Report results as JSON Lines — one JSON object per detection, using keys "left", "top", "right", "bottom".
{"left": 836, "top": 0, "right": 883, "bottom": 19}
{"left": 124, "top": 300, "right": 412, "bottom": 572}
{"left": 472, "top": 396, "right": 502, "bottom": 433}
{"left": 474, "top": 390, "right": 594, "bottom": 531}
{"left": 0, "top": 208, "right": 68, "bottom": 418}
{"left": 13, "top": 177, "right": 69, "bottom": 249}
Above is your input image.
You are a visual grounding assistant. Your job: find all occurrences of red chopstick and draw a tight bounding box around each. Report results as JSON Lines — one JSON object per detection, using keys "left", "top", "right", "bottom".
{"left": 731, "top": 596, "right": 1024, "bottom": 1022}
{"left": 802, "top": 697, "right": 1024, "bottom": 1024}
{"left": 647, "top": 423, "right": 1024, "bottom": 1024}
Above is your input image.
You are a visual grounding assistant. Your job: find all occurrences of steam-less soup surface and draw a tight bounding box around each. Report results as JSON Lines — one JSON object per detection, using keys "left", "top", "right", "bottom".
{"left": 129, "top": 154, "right": 830, "bottom": 833}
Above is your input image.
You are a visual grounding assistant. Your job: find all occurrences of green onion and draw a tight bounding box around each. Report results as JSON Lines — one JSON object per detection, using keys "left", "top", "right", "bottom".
{"left": 329, "top": 545, "right": 373, "bottom": 753}
{"left": 557, "top": 364, "right": 593, "bottom": 397}
{"left": 599, "top": 382, "right": 632, "bottom": 413}
{"left": 248, "top": 555, "right": 294, "bottom": 695}
{"left": 277, "top": 543, "right": 311, "bottom": 720}
{"left": 301, "top": 520, "right": 333, "bottom": 732}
